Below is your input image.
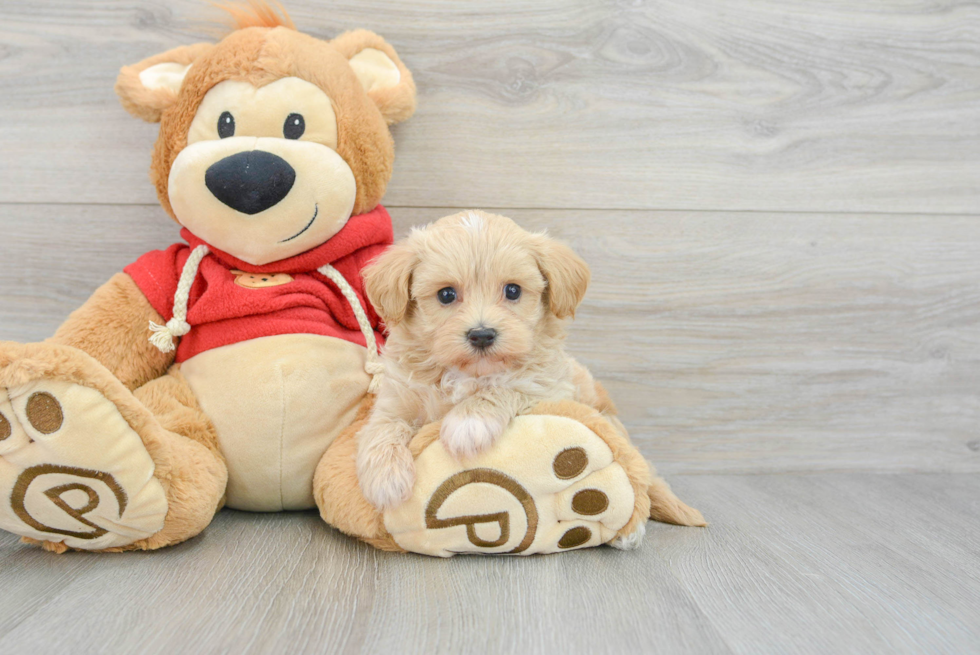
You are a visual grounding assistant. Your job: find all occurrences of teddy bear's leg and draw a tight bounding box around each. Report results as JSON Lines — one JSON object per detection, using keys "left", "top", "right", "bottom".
{"left": 0, "top": 342, "right": 226, "bottom": 552}
{"left": 312, "top": 397, "right": 406, "bottom": 552}
{"left": 319, "top": 399, "right": 699, "bottom": 557}
{"left": 380, "top": 404, "right": 651, "bottom": 556}
{"left": 313, "top": 397, "right": 706, "bottom": 556}
{"left": 124, "top": 365, "right": 228, "bottom": 551}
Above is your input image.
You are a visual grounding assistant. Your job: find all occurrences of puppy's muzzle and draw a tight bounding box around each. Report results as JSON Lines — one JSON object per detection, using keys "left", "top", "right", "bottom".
{"left": 467, "top": 327, "right": 497, "bottom": 351}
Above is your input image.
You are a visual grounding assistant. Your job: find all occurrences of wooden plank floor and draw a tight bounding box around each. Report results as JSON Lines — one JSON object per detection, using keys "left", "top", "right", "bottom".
{"left": 0, "top": 473, "right": 977, "bottom": 654}
{"left": 1, "top": 1, "right": 979, "bottom": 653}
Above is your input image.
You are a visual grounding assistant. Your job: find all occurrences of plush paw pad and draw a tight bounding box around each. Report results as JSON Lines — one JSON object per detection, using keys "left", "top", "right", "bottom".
{"left": 0, "top": 380, "right": 167, "bottom": 550}
{"left": 383, "top": 414, "right": 638, "bottom": 556}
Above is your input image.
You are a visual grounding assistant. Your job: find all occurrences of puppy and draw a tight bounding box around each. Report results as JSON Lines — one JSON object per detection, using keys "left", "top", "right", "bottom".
{"left": 356, "top": 210, "right": 603, "bottom": 511}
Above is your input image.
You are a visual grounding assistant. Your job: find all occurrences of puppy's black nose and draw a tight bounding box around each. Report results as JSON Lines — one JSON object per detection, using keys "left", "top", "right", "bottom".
{"left": 467, "top": 327, "right": 497, "bottom": 350}
{"left": 205, "top": 150, "right": 296, "bottom": 215}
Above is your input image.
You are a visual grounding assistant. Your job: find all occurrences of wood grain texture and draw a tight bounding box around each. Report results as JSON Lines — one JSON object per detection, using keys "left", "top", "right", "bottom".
{"left": 656, "top": 473, "right": 980, "bottom": 654}
{"left": 0, "top": 473, "right": 976, "bottom": 654}
{"left": 1, "top": 2, "right": 978, "bottom": 651}
{"left": 2, "top": 203, "right": 978, "bottom": 474}
{"left": 0, "top": 0, "right": 978, "bottom": 212}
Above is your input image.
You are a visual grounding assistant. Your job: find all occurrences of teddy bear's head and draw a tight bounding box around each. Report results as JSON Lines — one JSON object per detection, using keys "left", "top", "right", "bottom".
{"left": 115, "top": 3, "right": 415, "bottom": 265}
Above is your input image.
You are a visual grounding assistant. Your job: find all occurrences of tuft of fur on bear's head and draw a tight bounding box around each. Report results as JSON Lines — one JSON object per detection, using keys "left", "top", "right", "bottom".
{"left": 114, "top": 1, "right": 415, "bottom": 265}
{"left": 214, "top": 1, "right": 296, "bottom": 30}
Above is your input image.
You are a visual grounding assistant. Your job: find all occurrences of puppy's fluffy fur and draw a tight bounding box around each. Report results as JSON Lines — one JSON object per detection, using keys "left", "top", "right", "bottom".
{"left": 356, "top": 210, "right": 603, "bottom": 511}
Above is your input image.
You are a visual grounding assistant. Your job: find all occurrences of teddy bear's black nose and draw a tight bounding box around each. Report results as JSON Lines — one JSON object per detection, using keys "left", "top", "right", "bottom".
{"left": 205, "top": 150, "right": 296, "bottom": 215}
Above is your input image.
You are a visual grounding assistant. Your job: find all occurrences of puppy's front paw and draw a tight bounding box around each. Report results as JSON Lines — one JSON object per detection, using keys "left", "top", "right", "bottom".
{"left": 440, "top": 411, "right": 509, "bottom": 461}
{"left": 357, "top": 443, "right": 416, "bottom": 511}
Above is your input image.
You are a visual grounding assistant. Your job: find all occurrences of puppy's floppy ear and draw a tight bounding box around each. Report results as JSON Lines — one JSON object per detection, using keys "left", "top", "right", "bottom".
{"left": 331, "top": 29, "right": 417, "bottom": 125}
{"left": 115, "top": 43, "right": 214, "bottom": 122}
{"left": 364, "top": 242, "right": 419, "bottom": 327}
{"left": 534, "top": 236, "right": 591, "bottom": 319}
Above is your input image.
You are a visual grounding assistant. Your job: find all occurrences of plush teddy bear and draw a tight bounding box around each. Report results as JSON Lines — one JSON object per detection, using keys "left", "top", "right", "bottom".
{"left": 0, "top": 2, "right": 703, "bottom": 556}
{"left": 0, "top": 4, "right": 414, "bottom": 551}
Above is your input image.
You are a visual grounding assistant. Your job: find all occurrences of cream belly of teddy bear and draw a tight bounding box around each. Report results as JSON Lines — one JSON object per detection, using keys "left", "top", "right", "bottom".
{"left": 180, "top": 333, "right": 370, "bottom": 511}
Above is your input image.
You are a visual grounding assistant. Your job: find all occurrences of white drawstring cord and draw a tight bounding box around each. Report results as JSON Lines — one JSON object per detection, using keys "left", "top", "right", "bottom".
{"left": 317, "top": 263, "right": 384, "bottom": 394}
{"left": 147, "top": 246, "right": 382, "bottom": 394}
{"left": 148, "top": 244, "right": 210, "bottom": 354}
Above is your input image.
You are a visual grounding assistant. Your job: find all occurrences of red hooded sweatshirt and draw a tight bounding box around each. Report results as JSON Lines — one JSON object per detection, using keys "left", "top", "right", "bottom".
{"left": 124, "top": 206, "right": 391, "bottom": 363}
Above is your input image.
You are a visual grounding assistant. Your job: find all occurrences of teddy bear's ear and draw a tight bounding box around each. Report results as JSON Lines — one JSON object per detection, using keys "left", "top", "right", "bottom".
{"left": 115, "top": 43, "right": 214, "bottom": 122}
{"left": 331, "top": 30, "right": 417, "bottom": 125}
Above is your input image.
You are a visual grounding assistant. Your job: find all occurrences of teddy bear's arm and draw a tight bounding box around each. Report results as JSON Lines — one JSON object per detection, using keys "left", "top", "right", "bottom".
{"left": 47, "top": 272, "right": 175, "bottom": 390}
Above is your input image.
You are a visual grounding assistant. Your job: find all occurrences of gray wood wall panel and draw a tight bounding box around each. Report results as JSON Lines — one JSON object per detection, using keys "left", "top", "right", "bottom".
{"left": 0, "top": 0, "right": 977, "bottom": 212}
{"left": 2, "top": 204, "right": 978, "bottom": 474}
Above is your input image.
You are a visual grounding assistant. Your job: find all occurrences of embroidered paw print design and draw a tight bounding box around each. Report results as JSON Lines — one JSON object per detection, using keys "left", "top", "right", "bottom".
{"left": 231, "top": 270, "right": 294, "bottom": 289}
{"left": 0, "top": 380, "right": 168, "bottom": 550}
{"left": 423, "top": 469, "right": 538, "bottom": 553}
{"left": 383, "top": 414, "right": 638, "bottom": 556}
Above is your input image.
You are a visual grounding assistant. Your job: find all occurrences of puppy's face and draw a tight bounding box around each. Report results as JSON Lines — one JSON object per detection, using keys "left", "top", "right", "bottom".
{"left": 412, "top": 221, "right": 547, "bottom": 375}
{"left": 365, "top": 211, "right": 590, "bottom": 376}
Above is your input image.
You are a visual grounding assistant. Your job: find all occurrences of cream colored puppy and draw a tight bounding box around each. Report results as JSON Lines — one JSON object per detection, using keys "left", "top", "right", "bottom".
{"left": 356, "top": 210, "right": 608, "bottom": 511}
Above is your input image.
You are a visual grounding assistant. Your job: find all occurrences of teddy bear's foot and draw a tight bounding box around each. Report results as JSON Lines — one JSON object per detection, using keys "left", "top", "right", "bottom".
{"left": 0, "top": 375, "right": 168, "bottom": 550}
{"left": 383, "top": 413, "right": 645, "bottom": 556}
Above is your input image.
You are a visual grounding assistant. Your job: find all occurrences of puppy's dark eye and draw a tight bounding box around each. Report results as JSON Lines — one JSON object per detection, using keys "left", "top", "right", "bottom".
{"left": 284, "top": 113, "right": 305, "bottom": 139}
{"left": 437, "top": 287, "right": 457, "bottom": 305}
{"left": 504, "top": 284, "right": 522, "bottom": 301}
{"left": 218, "top": 111, "right": 235, "bottom": 139}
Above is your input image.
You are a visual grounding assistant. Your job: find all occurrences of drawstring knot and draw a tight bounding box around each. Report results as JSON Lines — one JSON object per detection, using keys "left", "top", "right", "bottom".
{"left": 148, "top": 317, "right": 191, "bottom": 353}
{"left": 147, "top": 244, "right": 209, "bottom": 354}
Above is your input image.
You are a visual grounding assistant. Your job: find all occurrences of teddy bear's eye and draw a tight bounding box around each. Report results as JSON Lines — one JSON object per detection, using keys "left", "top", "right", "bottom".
{"left": 217, "top": 111, "right": 235, "bottom": 139}
{"left": 437, "top": 287, "right": 457, "bottom": 305}
{"left": 284, "top": 113, "right": 305, "bottom": 139}
{"left": 504, "top": 283, "right": 522, "bottom": 301}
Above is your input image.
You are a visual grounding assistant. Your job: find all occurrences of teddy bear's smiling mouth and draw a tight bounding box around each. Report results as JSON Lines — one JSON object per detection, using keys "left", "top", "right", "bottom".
{"left": 278, "top": 204, "right": 318, "bottom": 243}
